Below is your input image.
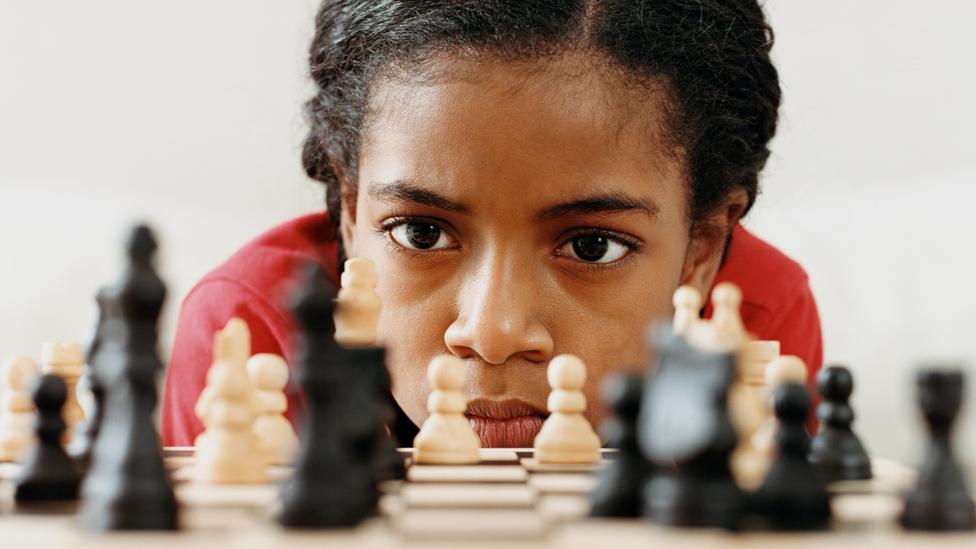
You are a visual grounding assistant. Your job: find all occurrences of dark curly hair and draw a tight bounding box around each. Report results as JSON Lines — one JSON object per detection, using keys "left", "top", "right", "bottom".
{"left": 302, "top": 0, "right": 780, "bottom": 244}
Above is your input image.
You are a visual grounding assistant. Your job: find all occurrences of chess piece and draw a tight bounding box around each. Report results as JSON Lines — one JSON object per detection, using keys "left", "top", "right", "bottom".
{"left": 333, "top": 259, "right": 403, "bottom": 480}
{"left": 900, "top": 369, "right": 976, "bottom": 531}
{"left": 14, "top": 374, "right": 83, "bottom": 502}
{"left": 80, "top": 224, "right": 178, "bottom": 531}
{"left": 334, "top": 257, "right": 381, "bottom": 347}
{"left": 414, "top": 355, "right": 481, "bottom": 464}
{"left": 194, "top": 319, "right": 266, "bottom": 482}
{"left": 68, "top": 286, "right": 115, "bottom": 468}
{"left": 0, "top": 355, "right": 40, "bottom": 462}
{"left": 686, "top": 282, "right": 749, "bottom": 353}
{"left": 40, "top": 342, "right": 85, "bottom": 444}
{"left": 534, "top": 355, "right": 601, "bottom": 464}
{"left": 808, "top": 365, "right": 872, "bottom": 481}
{"left": 730, "top": 340, "right": 781, "bottom": 490}
{"left": 361, "top": 348, "right": 405, "bottom": 481}
{"left": 342, "top": 346, "right": 387, "bottom": 511}
{"left": 247, "top": 353, "right": 298, "bottom": 466}
{"left": 279, "top": 262, "right": 372, "bottom": 528}
{"left": 640, "top": 326, "right": 743, "bottom": 530}
{"left": 590, "top": 374, "right": 648, "bottom": 517}
{"left": 751, "top": 355, "right": 808, "bottom": 458}
{"left": 750, "top": 383, "right": 831, "bottom": 530}
{"left": 672, "top": 285, "right": 703, "bottom": 337}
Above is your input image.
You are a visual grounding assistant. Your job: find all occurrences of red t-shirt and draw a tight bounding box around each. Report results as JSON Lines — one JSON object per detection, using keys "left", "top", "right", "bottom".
{"left": 160, "top": 212, "right": 823, "bottom": 446}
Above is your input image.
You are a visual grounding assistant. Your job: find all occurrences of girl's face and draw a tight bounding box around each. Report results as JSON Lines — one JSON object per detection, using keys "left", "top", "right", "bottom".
{"left": 342, "top": 54, "right": 740, "bottom": 447}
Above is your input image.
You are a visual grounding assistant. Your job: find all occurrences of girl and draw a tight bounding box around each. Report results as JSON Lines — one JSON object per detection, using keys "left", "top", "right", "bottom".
{"left": 162, "top": 0, "right": 822, "bottom": 448}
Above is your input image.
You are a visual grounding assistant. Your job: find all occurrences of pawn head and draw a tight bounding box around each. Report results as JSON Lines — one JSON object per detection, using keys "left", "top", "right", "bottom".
{"left": 673, "top": 286, "right": 702, "bottom": 310}
{"left": 247, "top": 353, "right": 289, "bottom": 391}
{"left": 32, "top": 374, "right": 67, "bottom": 413}
{"left": 548, "top": 354, "right": 586, "bottom": 390}
{"left": 428, "top": 355, "right": 465, "bottom": 391}
{"left": 711, "top": 282, "right": 742, "bottom": 309}
{"left": 2, "top": 355, "right": 39, "bottom": 389}
{"left": 773, "top": 382, "right": 811, "bottom": 423}
{"left": 817, "top": 365, "right": 853, "bottom": 401}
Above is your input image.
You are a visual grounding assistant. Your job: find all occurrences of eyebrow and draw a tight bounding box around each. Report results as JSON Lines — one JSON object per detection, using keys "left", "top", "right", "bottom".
{"left": 537, "top": 193, "right": 661, "bottom": 222}
{"left": 367, "top": 180, "right": 660, "bottom": 222}
{"left": 367, "top": 180, "right": 470, "bottom": 213}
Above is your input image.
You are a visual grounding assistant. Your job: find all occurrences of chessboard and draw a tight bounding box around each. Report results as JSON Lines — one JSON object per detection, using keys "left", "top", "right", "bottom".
{"left": 1, "top": 447, "right": 971, "bottom": 548}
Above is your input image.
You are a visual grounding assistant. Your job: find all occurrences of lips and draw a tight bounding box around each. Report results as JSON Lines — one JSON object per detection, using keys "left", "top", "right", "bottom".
{"left": 465, "top": 399, "right": 546, "bottom": 448}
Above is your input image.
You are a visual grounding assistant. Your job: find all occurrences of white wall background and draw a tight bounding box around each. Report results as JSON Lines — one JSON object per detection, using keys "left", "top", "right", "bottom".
{"left": 1, "top": 1, "right": 974, "bottom": 466}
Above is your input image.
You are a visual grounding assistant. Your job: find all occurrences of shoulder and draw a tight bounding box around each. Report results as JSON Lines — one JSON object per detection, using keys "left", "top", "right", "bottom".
{"left": 174, "top": 211, "right": 341, "bottom": 362}
{"left": 713, "top": 224, "right": 812, "bottom": 319}
{"left": 710, "top": 224, "right": 823, "bottom": 376}
{"left": 201, "top": 211, "right": 341, "bottom": 310}
{"left": 162, "top": 212, "right": 340, "bottom": 445}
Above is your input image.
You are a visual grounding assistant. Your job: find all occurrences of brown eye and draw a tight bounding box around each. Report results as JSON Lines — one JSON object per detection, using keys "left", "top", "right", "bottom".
{"left": 559, "top": 234, "right": 631, "bottom": 264}
{"left": 389, "top": 222, "right": 451, "bottom": 250}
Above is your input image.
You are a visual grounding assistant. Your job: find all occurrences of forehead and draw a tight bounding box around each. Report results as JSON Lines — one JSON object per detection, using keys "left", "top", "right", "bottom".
{"left": 359, "top": 53, "right": 686, "bottom": 216}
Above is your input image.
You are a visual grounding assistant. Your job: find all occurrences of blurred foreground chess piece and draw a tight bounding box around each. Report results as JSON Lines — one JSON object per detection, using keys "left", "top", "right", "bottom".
{"left": 334, "top": 258, "right": 381, "bottom": 347}
{"left": 672, "top": 285, "right": 703, "bottom": 337}
{"left": 247, "top": 353, "right": 298, "bottom": 466}
{"left": 414, "top": 355, "right": 480, "bottom": 464}
{"left": 686, "top": 282, "right": 750, "bottom": 353}
{"left": 808, "top": 365, "right": 872, "bottom": 481}
{"left": 639, "top": 326, "right": 743, "bottom": 529}
{"left": 332, "top": 257, "right": 403, "bottom": 480}
{"left": 40, "top": 342, "right": 85, "bottom": 445}
{"left": 590, "top": 374, "right": 647, "bottom": 517}
{"left": 14, "top": 374, "right": 82, "bottom": 502}
{"left": 0, "top": 355, "right": 40, "bottom": 462}
{"left": 194, "top": 318, "right": 266, "bottom": 482}
{"left": 750, "top": 383, "right": 831, "bottom": 530}
{"left": 80, "top": 224, "right": 178, "bottom": 530}
{"left": 68, "top": 286, "right": 115, "bottom": 468}
{"left": 534, "top": 355, "right": 601, "bottom": 464}
{"left": 750, "top": 355, "right": 808, "bottom": 465}
{"left": 900, "top": 369, "right": 976, "bottom": 531}
{"left": 279, "top": 263, "right": 372, "bottom": 527}
{"left": 730, "top": 339, "right": 780, "bottom": 489}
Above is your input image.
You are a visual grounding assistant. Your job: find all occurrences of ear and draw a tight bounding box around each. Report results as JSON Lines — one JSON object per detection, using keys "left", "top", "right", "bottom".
{"left": 679, "top": 188, "right": 749, "bottom": 298}
{"left": 339, "top": 183, "right": 358, "bottom": 258}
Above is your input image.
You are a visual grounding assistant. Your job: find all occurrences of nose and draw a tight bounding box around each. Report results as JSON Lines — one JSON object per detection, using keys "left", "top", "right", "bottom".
{"left": 444, "top": 251, "right": 554, "bottom": 365}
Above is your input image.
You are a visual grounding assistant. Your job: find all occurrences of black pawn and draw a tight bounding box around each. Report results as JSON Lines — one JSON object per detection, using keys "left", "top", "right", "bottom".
{"left": 750, "top": 383, "right": 831, "bottom": 530}
{"left": 808, "top": 365, "right": 872, "bottom": 481}
{"left": 590, "top": 374, "right": 648, "bottom": 517}
{"left": 343, "top": 346, "right": 386, "bottom": 511}
{"left": 67, "top": 286, "right": 114, "bottom": 468}
{"left": 279, "top": 263, "right": 372, "bottom": 528}
{"left": 365, "top": 350, "right": 406, "bottom": 482}
{"left": 79, "top": 224, "right": 178, "bottom": 530}
{"left": 14, "top": 374, "right": 83, "bottom": 502}
{"left": 901, "top": 369, "right": 976, "bottom": 531}
{"left": 639, "top": 326, "right": 744, "bottom": 530}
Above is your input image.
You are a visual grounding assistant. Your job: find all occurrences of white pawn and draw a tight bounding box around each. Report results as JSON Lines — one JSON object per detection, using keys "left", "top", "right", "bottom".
{"left": 194, "top": 319, "right": 266, "bottom": 483}
{"left": 334, "top": 258, "right": 382, "bottom": 347}
{"left": 751, "top": 355, "right": 808, "bottom": 457}
{"left": 534, "top": 355, "right": 601, "bottom": 464}
{"left": 687, "top": 282, "right": 750, "bottom": 353}
{"left": 40, "top": 341, "right": 85, "bottom": 444}
{"left": 0, "top": 355, "right": 40, "bottom": 462}
{"left": 413, "top": 355, "right": 480, "bottom": 464}
{"left": 672, "top": 285, "right": 704, "bottom": 337}
{"left": 246, "top": 353, "right": 298, "bottom": 465}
